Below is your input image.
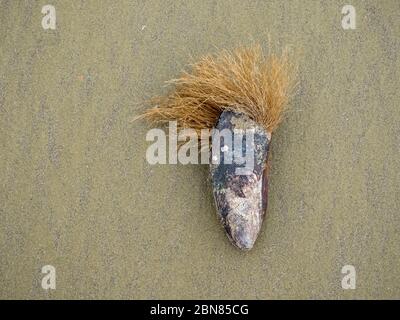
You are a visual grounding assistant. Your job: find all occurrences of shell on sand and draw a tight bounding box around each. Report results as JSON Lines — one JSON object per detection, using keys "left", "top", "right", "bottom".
{"left": 135, "top": 45, "right": 294, "bottom": 250}
{"left": 210, "top": 110, "right": 270, "bottom": 250}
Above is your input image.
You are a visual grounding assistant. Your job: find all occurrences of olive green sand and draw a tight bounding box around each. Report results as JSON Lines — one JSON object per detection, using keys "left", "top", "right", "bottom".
{"left": 1, "top": 0, "right": 399, "bottom": 299}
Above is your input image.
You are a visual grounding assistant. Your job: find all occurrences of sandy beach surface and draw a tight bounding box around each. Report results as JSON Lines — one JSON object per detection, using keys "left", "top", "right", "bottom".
{"left": 0, "top": 0, "right": 399, "bottom": 299}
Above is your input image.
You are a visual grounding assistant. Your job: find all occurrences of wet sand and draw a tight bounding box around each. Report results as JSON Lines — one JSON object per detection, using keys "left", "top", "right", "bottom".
{"left": 0, "top": 0, "right": 399, "bottom": 299}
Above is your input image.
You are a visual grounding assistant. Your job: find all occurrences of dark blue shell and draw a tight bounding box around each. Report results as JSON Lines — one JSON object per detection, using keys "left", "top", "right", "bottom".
{"left": 210, "top": 110, "right": 270, "bottom": 250}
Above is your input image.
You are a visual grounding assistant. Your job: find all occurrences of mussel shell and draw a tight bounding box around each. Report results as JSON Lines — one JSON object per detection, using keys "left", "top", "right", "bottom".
{"left": 210, "top": 110, "right": 270, "bottom": 250}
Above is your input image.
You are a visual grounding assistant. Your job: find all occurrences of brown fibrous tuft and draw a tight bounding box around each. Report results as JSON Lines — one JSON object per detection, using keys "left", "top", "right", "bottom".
{"left": 134, "top": 44, "right": 296, "bottom": 139}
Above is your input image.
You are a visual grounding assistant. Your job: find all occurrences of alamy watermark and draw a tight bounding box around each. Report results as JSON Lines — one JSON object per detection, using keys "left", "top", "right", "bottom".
{"left": 41, "top": 5, "right": 56, "bottom": 30}
{"left": 41, "top": 265, "right": 56, "bottom": 290}
{"left": 341, "top": 5, "right": 356, "bottom": 30}
{"left": 341, "top": 265, "right": 356, "bottom": 290}
{"left": 145, "top": 121, "right": 257, "bottom": 175}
